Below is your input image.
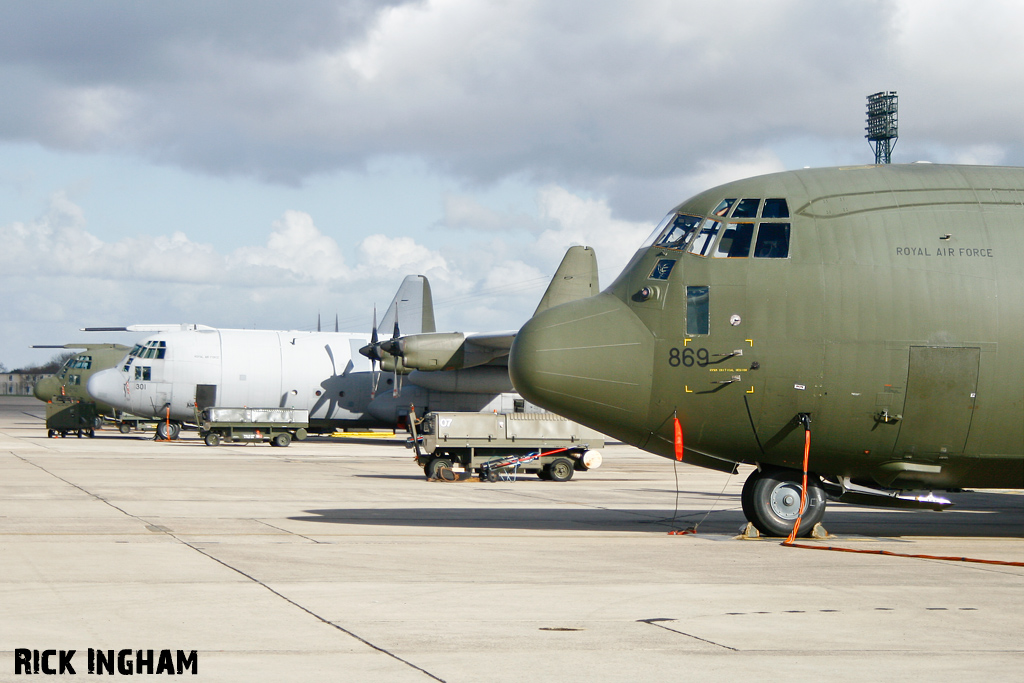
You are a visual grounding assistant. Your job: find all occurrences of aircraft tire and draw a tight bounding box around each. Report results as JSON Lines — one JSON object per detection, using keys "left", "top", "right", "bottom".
{"left": 426, "top": 457, "right": 453, "bottom": 480}
{"left": 547, "top": 458, "right": 575, "bottom": 482}
{"left": 742, "top": 467, "right": 826, "bottom": 537}
{"left": 204, "top": 432, "right": 221, "bottom": 447}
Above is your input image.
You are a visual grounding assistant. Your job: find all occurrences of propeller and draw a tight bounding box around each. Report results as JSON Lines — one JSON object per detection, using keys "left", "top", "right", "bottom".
{"left": 357, "top": 303, "right": 410, "bottom": 399}
{"left": 361, "top": 306, "right": 382, "bottom": 398}
{"left": 389, "top": 305, "right": 402, "bottom": 398}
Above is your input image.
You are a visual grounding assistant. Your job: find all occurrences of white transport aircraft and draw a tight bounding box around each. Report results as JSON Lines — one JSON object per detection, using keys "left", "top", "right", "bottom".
{"left": 86, "top": 276, "right": 528, "bottom": 439}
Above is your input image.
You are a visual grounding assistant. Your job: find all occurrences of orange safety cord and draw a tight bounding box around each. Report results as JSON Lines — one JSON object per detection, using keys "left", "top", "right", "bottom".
{"left": 780, "top": 414, "right": 1024, "bottom": 567}
{"left": 161, "top": 405, "right": 171, "bottom": 441}
{"left": 784, "top": 418, "right": 812, "bottom": 544}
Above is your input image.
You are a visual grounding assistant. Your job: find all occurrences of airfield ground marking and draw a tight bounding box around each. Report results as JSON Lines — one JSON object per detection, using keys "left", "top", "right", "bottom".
{"left": 636, "top": 618, "right": 738, "bottom": 651}
{"left": 11, "top": 452, "right": 449, "bottom": 683}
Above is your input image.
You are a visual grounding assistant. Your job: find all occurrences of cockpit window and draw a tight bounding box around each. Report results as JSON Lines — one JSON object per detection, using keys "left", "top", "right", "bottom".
{"left": 641, "top": 211, "right": 676, "bottom": 249}
{"left": 134, "top": 366, "right": 152, "bottom": 381}
{"left": 762, "top": 198, "right": 789, "bottom": 218}
{"left": 687, "top": 220, "right": 722, "bottom": 257}
{"left": 711, "top": 199, "right": 736, "bottom": 217}
{"left": 649, "top": 198, "right": 792, "bottom": 261}
{"left": 732, "top": 198, "right": 760, "bottom": 218}
{"left": 132, "top": 340, "right": 167, "bottom": 360}
{"left": 655, "top": 214, "right": 703, "bottom": 250}
{"left": 753, "top": 223, "right": 791, "bottom": 258}
{"left": 686, "top": 286, "right": 710, "bottom": 335}
{"left": 713, "top": 223, "right": 755, "bottom": 258}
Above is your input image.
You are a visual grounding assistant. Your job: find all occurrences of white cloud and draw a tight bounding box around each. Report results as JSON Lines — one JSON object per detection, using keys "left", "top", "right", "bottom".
{"left": 233, "top": 210, "right": 350, "bottom": 284}
{"left": 533, "top": 185, "right": 653, "bottom": 281}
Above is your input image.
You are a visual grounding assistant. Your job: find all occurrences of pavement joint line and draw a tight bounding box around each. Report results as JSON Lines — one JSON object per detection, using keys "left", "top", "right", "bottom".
{"left": 637, "top": 618, "right": 738, "bottom": 651}
{"left": 167, "top": 536, "right": 448, "bottom": 683}
{"left": 10, "top": 451, "right": 448, "bottom": 683}
{"left": 253, "top": 518, "right": 325, "bottom": 544}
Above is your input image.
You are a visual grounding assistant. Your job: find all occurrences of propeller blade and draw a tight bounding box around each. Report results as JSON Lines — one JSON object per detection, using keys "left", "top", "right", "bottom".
{"left": 369, "top": 305, "right": 380, "bottom": 399}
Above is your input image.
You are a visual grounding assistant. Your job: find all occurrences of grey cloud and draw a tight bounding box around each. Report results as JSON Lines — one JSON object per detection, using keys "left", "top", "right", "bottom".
{"left": 2, "top": 1, "right": 1022, "bottom": 215}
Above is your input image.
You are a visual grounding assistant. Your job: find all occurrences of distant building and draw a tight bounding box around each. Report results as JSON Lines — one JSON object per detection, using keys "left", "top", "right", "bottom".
{"left": 3, "top": 373, "right": 52, "bottom": 396}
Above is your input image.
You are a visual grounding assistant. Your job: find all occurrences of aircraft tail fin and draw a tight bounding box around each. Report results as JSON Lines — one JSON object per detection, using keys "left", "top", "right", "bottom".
{"left": 533, "top": 246, "right": 599, "bottom": 316}
{"left": 379, "top": 275, "right": 436, "bottom": 336}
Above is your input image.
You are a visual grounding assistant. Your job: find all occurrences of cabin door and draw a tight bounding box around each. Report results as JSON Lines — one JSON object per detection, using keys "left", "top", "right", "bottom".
{"left": 195, "top": 384, "right": 217, "bottom": 410}
{"left": 893, "top": 346, "right": 980, "bottom": 457}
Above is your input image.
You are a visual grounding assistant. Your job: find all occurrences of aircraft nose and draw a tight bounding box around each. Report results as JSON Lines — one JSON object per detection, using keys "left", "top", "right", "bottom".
{"left": 33, "top": 376, "right": 60, "bottom": 401}
{"left": 88, "top": 369, "right": 127, "bottom": 409}
{"left": 509, "top": 293, "right": 655, "bottom": 445}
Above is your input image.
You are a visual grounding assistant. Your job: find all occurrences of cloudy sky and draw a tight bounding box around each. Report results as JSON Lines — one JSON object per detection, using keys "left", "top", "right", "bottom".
{"left": 2, "top": 0, "right": 1021, "bottom": 370}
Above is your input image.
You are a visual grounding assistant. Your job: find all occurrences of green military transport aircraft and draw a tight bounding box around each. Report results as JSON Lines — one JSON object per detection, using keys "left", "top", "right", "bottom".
{"left": 508, "top": 163, "right": 1024, "bottom": 536}
{"left": 33, "top": 344, "right": 131, "bottom": 416}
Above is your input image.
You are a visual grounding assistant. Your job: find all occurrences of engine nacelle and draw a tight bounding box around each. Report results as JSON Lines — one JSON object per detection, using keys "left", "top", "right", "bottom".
{"left": 396, "top": 332, "right": 469, "bottom": 370}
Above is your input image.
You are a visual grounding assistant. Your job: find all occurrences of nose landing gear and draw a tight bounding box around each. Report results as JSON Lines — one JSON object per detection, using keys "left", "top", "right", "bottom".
{"left": 741, "top": 466, "right": 827, "bottom": 537}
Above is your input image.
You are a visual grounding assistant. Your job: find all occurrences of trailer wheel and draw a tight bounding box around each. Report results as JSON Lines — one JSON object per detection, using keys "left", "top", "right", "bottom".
{"left": 426, "top": 458, "right": 454, "bottom": 480}
{"left": 204, "top": 432, "right": 221, "bottom": 447}
{"left": 272, "top": 433, "right": 292, "bottom": 448}
{"left": 547, "top": 458, "right": 574, "bottom": 482}
{"left": 118, "top": 422, "right": 131, "bottom": 434}
{"left": 486, "top": 470, "right": 499, "bottom": 483}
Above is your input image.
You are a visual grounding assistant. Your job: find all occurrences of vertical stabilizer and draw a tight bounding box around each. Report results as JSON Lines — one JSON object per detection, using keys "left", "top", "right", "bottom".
{"left": 380, "top": 275, "right": 436, "bottom": 335}
{"left": 533, "top": 246, "right": 599, "bottom": 316}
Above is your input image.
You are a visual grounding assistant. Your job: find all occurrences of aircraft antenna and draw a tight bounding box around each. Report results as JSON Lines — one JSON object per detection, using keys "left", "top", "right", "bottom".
{"left": 865, "top": 91, "right": 898, "bottom": 164}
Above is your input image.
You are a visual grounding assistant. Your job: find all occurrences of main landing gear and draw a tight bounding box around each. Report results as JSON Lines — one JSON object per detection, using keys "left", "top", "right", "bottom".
{"left": 741, "top": 466, "right": 827, "bottom": 537}
{"left": 154, "top": 421, "right": 181, "bottom": 441}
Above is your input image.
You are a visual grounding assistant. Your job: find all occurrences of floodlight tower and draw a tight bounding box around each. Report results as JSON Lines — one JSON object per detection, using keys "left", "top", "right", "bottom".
{"left": 865, "top": 91, "right": 898, "bottom": 164}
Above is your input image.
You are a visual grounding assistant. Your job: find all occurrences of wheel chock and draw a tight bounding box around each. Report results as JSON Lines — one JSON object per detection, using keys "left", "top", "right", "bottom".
{"left": 810, "top": 522, "right": 830, "bottom": 539}
{"left": 738, "top": 522, "right": 760, "bottom": 539}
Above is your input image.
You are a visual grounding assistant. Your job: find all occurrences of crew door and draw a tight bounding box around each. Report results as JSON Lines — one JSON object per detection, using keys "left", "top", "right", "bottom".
{"left": 893, "top": 346, "right": 980, "bottom": 457}
{"left": 195, "top": 384, "right": 217, "bottom": 410}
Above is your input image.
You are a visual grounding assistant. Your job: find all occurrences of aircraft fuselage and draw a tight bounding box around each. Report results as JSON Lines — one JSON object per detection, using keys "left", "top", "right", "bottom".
{"left": 89, "top": 328, "right": 521, "bottom": 430}
{"left": 510, "top": 164, "right": 1024, "bottom": 493}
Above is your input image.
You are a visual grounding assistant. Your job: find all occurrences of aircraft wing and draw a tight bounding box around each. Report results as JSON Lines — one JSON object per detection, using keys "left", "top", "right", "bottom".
{"left": 463, "top": 331, "right": 518, "bottom": 351}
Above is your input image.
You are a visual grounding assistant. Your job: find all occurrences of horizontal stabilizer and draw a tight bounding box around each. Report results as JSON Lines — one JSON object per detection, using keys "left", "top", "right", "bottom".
{"left": 533, "top": 246, "right": 599, "bottom": 316}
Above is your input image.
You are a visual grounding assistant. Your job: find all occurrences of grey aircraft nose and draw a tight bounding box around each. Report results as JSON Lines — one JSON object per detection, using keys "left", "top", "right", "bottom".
{"left": 87, "top": 369, "right": 128, "bottom": 411}
{"left": 509, "top": 293, "right": 655, "bottom": 446}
